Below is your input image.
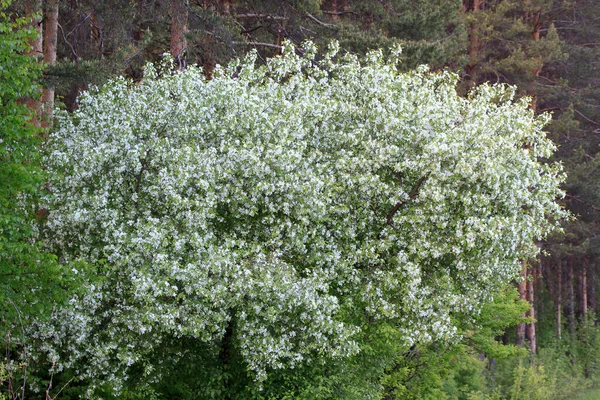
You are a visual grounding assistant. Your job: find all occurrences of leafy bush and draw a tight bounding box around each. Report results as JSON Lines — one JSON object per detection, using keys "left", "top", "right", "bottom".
{"left": 40, "top": 41, "right": 566, "bottom": 396}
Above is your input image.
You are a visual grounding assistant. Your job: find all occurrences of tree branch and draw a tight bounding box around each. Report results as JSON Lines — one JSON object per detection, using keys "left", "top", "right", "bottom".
{"left": 322, "top": 10, "right": 355, "bottom": 16}
{"left": 574, "top": 109, "right": 600, "bottom": 126}
{"left": 235, "top": 13, "right": 288, "bottom": 20}
{"left": 386, "top": 172, "right": 430, "bottom": 228}
{"left": 305, "top": 12, "right": 339, "bottom": 29}
{"left": 232, "top": 41, "right": 283, "bottom": 49}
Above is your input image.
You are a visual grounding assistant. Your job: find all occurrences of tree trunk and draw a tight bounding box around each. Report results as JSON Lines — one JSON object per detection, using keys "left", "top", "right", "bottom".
{"left": 41, "top": 0, "right": 59, "bottom": 128}
{"left": 557, "top": 261, "right": 562, "bottom": 339}
{"left": 465, "top": 0, "right": 482, "bottom": 87}
{"left": 582, "top": 260, "right": 588, "bottom": 324}
{"left": 529, "top": 8, "right": 542, "bottom": 112}
{"left": 218, "top": 0, "right": 231, "bottom": 14}
{"left": 568, "top": 260, "right": 576, "bottom": 339}
{"left": 526, "top": 263, "right": 536, "bottom": 354}
{"left": 170, "top": 0, "right": 188, "bottom": 70}
{"left": 89, "top": 10, "right": 104, "bottom": 56}
{"left": 25, "top": 0, "right": 43, "bottom": 127}
{"left": 590, "top": 269, "right": 597, "bottom": 325}
{"left": 516, "top": 260, "right": 527, "bottom": 347}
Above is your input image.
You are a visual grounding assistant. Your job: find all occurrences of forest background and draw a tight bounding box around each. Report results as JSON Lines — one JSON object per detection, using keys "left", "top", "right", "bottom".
{"left": 1, "top": 0, "right": 600, "bottom": 399}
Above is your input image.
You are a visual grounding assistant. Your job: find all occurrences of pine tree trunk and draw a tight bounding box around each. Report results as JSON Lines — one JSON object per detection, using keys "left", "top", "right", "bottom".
{"left": 218, "top": 0, "right": 231, "bottom": 14}
{"left": 89, "top": 10, "right": 104, "bottom": 56}
{"left": 526, "top": 264, "right": 536, "bottom": 354}
{"left": 170, "top": 0, "right": 188, "bottom": 70}
{"left": 529, "top": 8, "right": 542, "bottom": 111}
{"left": 516, "top": 260, "right": 527, "bottom": 347}
{"left": 590, "top": 269, "right": 597, "bottom": 324}
{"left": 557, "top": 261, "right": 562, "bottom": 339}
{"left": 582, "top": 260, "right": 588, "bottom": 324}
{"left": 25, "top": 0, "right": 43, "bottom": 127}
{"left": 41, "top": 0, "right": 59, "bottom": 128}
{"left": 465, "top": 0, "right": 482, "bottom": 87}
{"left": 568, "top": 260, "right": 576, "bottom": 338}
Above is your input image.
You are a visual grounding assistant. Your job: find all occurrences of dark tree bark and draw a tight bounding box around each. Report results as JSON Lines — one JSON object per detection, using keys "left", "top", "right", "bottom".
{"left": 568, "top": 260, "right": 576, "bottom": 338}
{"left": 170, "top": 0, "right": 189, "bottom": 70}
{"left": 526, "top": 263, "right": 537, "bottom": 354}
{"left": 42, "top": 0, "right": 59, "bottom": 127}
{"left": 516, "top": 260, "right": 527, "bottom": 347}
{"left": 582, "top": 260, "right": 588, "bottom": 324}
{"left": 465, "top": 0, "right": 482, "bottom": 88}
{"left": 25, "top": 0, "right": 43, "bottom": 127}
{"left": 557, "top": 261, "right": 563, "bottom": 339}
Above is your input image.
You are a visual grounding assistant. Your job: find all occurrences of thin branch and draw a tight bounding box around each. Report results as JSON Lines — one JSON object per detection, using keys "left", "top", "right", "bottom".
{"left": 574, "top": 109, "right": 600, "bottom": 126}
{"left": 232, "top": 41, "right": 283, "bottom": 49}
{"left": 65, "top": 11, "right": 92, "bottom": 38}
{"left": 57, "top": 22, "right": 78, "bottom": 59}
{"left": 322, "top": 10, "right": 355, "bottom": 16}
{"left": 386, "top": 173, "right": 430, "bottom": 228}
{"left": 6, "top": 298, "right": 27, "bottom": 400}
{"left": 235, "top": 13, "right": 288, "bottom": 20}
{"left": 50, "top": 376, "right": 75, "bottom": 400}
{"left": 305, "top": 12, "right": 339, "bottom": 29}
{"left": 241, "top": 25, "right": 263, "bottom": 35}
{"left": 565, "top": 193, "right": 600, "bottom": 211}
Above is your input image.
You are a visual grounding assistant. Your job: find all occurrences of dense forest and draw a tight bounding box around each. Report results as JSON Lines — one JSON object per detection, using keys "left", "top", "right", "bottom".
{"left": 1, "top": 0, "right": 600, "bottom": 399}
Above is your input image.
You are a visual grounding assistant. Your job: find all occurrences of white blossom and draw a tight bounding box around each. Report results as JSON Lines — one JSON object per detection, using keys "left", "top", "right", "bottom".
{"left": 39, "top": 41, "right": 566, "bottom": 394}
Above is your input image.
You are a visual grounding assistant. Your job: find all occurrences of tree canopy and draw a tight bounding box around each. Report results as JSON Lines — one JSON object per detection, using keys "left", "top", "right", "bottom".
{"left": 37, "top": 42, "right": 566, "bottom": 396}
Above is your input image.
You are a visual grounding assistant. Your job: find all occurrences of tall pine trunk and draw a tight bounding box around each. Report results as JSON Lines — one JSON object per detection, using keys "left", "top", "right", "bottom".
{"left": 41, "top": 0, "right": 59, "bottom": 128}
{"left": 25, "top": 0, "right": 43, "bottom": 127}
{"left": 516, "top": 260, "right": 527, "bottom": 347}
{"left": 568, "top": 260, "right": 576, "bottom": 339}
{"left": 465, "top": 0, "right": 482, "bottom": 88}
{"left": 170, "top": 0, "right": 188, "bottom": 70}
{"left": 582, "top": 260, "right": 588, "bottom": 324}
{"left": 526, "top": 263, "right": 537, "bottom": 354}
{"left": 557, "top": 261, "right": 562, "bottom": 339}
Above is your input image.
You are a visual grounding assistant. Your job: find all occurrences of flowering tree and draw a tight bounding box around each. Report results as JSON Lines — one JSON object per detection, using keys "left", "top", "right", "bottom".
{"left": 41, "top": 42, "right": 566, "bottom": 396}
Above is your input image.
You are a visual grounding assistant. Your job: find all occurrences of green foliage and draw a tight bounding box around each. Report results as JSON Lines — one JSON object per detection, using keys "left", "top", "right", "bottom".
{"left": 0, "top": 3, "right": 81, "bottom": 398}
{"left": 0, "top": 0, "right": 57, "bottom": 334}
{"left": 467, "top": 288, "right": 530, "bottom": 359}
{"left": 507, "top": 359, "right": 556, "bottom": 400}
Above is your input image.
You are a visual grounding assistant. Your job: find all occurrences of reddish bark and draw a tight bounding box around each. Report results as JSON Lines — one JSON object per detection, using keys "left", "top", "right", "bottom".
{"left": 42, "top": 0, "right": 59, "bottom": 128}
{"left": 516, "top": 260, "right": 527, "bottom": 347}
{"left": 25, "top": 0, "right": 43, "bottom": 127}
{"left": 557, "top": 261, "right": 562, "bottom": 339}
{"left": 465, "top": 0, "right": 482, "bottom": 87}
{"left": 568, "top": 260, "right": 576, "bottom": 338}
{"left": 526, "top": 264, "right": 537, "bottom": 354}
{"left": 170, "top": 0, "right": 189, "bottom": 70}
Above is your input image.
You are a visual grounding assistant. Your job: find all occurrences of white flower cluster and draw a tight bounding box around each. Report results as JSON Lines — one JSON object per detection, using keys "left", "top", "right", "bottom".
{"left": 41, "top": 41, "right": 566, "bottom": 391}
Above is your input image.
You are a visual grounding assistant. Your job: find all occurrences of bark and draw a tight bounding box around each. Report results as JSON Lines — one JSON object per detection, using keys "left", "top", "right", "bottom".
{"left": 465, "top": 0, "right": 482, "bottom": 87}
{"left": 218, "top": 0, "right": 231, "bottom": 14}
{"left": 590, "top": 269, "right": 597, "bottom": 320}
{"left": 325, "top": 0, "right": 347, "bottom": 20}
{"left": 516, "top": 260, "right": 527, "bottom": 347}
{"left": 568, "top": 260, "right": 576, "bottom": 338}
{"left": 526, "top": 264, "right": 536, "bottom": 354}
{"left": 25, "top": 0, "right": 43, "bottom": 127}
{"left": 529, "top": 9, "right": 542, "bottom": 111}
{"left": 557, "top": 261, "right": 562, "bottom": 339}
{"left": 170, "top": 0, "right": 189, "bottom": 70}
{"left": 89, "top": 10, "right": 104, "bottom": 56}
{"left": 41, "top": 0, "right": 59, "bottom": 128}
{"left": 582, "top": 260, "right": 588, "bottom": 324}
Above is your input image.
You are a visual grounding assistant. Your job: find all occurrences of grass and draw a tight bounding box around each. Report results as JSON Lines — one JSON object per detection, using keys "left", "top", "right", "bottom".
{"left": 576, "top": 387, "right": 600, "bottom": 400}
